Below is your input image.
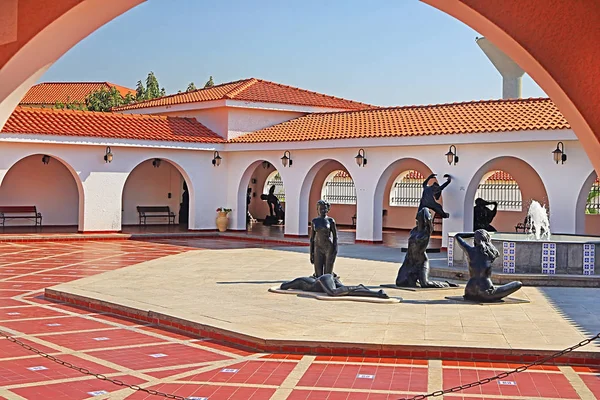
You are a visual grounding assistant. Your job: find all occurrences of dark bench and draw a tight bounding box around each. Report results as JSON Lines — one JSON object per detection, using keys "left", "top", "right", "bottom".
{"left": 0, "top": 206, "right": 42, "bottom": 227}
{"left": 515, "top": 216, "right": 531, "bottom": 233}
{"left": 136, "top": 206, "right": 176, "bottom": 225}
{"left": 432, "top": 213, "right": 443, "bottom": 231}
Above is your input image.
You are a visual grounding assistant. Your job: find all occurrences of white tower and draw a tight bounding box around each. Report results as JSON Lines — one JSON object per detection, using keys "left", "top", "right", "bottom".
{"left": 476, "top": 37, "right": 525, "bottom": 99}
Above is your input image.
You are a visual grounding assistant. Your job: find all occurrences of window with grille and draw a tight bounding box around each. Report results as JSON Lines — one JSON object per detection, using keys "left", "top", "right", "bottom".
{"left": 263, "top": 171, "right": 285, "bottom": 202}
{"left": 475, "top": 171, "right": 522, "bottom": 211}
{"left": 585, "top": 177, "right": 600, "bottom": 215}
{"left": 321, "top": 170, "right": 356, "bottom": 205}
{"left": 389, "top": 170, "right": 424, "bottom": 207}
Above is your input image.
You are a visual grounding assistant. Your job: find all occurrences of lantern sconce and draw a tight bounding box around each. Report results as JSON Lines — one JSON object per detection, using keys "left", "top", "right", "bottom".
{"left": 355, "top": 148, "right": 367, "bottom": 167}
{"left": 281, "top": 151, "right": 292, "bottom": 167}
{"left": 103, "top": 147, "right": 113, "bottom": 163}
{"left": 212, "top": 151, "right": 222, "bottom": 167}
{"left": 552, "top": 141, "right": 567, "bottom": 164}
{"left": 262, "top": 161, "right": 271, "bottom": 169}
{"left": 41, "top": 155, "right": 50, "bottom": 165}
{"left": 445, "top": 145, "right": 459, "bottom": 166}
{"left": 152, "top": 158, "right": 162, "bottom": 168}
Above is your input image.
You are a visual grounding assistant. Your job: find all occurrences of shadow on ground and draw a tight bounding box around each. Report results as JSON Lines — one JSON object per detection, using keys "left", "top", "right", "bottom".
{"left": 537, "top": 287, "right": 600, "bottom": 338}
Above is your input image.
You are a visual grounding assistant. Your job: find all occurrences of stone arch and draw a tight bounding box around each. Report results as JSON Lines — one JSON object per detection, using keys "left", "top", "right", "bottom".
{"left": 121, "top": 157, "right": 194, "bottom": 228}
{"left": 464, "top": 156, "right": 549, "bottom": 232}
{"left": 575, "top": 170, "right": 599, "bottom": 235}
{"left": 299, "top": 158, "right": 355, "bottom": 232}
{"left": 235, "top": 158, "right": 285, "bottom": 230}
{"left": 372, "top": 158, "right": 435, "bottom": 242}
{"left": 0, "top": 153, "right": 84, "bottom": 229}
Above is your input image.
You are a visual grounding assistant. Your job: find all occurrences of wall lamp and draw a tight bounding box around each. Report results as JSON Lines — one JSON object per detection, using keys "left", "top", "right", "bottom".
{"left": 152, "top": 158, "right": 162, "bottom": 168}
{"left": 262, "top": 161, "right": 271, "bottom": 169}
{"left": 104, "top": 147, "right": 113, "bottom": 163}
{"left": 212, "top": 151, "right": 222, "bottom": 167}
{"left": 552, "top": 141, "right": 567, "bottom": 164}
{"left": 41, "top": 155, "right": 50, "bottom": 165}
{"left": 281, "top": 151, "right": 292, "bottom": 167}
{"left": 445, "top": 145, "right": 459, "bottom": 165}
{"left": 355, "top": 148, "right": 367, "bottom": 167}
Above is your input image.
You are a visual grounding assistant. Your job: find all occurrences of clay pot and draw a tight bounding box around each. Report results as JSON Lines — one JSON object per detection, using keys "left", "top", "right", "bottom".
{"left": 216, "top": 211, "right": 229, "bottom": 232}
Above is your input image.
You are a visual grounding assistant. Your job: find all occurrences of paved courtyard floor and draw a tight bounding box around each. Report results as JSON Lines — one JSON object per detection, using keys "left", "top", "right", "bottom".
{"left": 1, "top": 238, "right": 599, "bottom": 399}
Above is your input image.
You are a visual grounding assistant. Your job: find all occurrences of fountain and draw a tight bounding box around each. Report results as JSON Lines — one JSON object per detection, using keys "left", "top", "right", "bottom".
{"left": 526, "top": 200, "right": 550, "bottom": 240}
{"left": 448, "top": 199, "right": 600, "bottom": 280}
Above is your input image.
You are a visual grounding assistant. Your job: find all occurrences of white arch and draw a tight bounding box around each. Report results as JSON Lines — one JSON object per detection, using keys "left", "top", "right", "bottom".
{"left": 463, "top": 156, "right": 548, "bottom": 231}
{"left": 121, "top": 157, "right": 195, "bottom": 227}
{"left": 575, "top": 170, "right": 598, "bottom": 234}
{"left": 0, "top": 153, "right": 85, "bottom": 230}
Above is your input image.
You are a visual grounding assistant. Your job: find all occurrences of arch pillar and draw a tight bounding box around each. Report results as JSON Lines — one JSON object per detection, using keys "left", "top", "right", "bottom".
{"left": 283, "top": 183, "right": 304, "bottom": 237}
{"left": 80, "top": 172, "right": 128, "bottom": 232}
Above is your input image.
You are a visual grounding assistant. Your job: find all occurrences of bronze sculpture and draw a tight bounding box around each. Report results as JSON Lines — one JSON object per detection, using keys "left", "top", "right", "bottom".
{"left": 473, "top": 198, "right": 498, "bottom": 232}
{"left": 418, "top": 173, "right": 451, "bottom": 218}
{"left": 396, "top": 208, "right": 457, "bottom": 288}
{"left": 281, "top": 274, "right": 389, "bottom": 299}
{"left": 310, "top": 200, "right": 338, "bottom": 277}
{"left": 454, "top": 230, "right": 522, "bottom": 302}
{"left": 178, "top": 182, "right": 189, "bottom": 227}
{"left": 260, "top": 185, "right": 284, "bottom": 225}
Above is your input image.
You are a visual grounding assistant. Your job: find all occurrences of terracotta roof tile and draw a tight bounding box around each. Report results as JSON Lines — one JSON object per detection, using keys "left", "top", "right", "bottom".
{"left": 2, "top": 107, "right": 224, "bottom": 143}
{"left": 230, "top": 98, "right": 570, "bottom": 143}
{"left": 113, "top": 78, "right": 374, "bottom": 111}
{"left": 20, "top": 82, "right": 135, "bottom": 106}
{"left": 487, "top": 171, "right": 516, "bottom": 181}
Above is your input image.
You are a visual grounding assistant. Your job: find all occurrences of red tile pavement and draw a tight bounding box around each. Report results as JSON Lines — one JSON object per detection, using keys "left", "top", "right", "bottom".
{"left": 10, "top": 375, "right": 146, "bottom": 400}
{"left": 0, "top": 238, "right": 591, "bottom": 399}
{"left": 180, "top": 360, "right": 297, "bottom": 385}
{"left": 87, "top": 343, "right": 231, "bottom": 370}
{"left": 579, "top": 374, "right": 600, "bottom": 397}
{"left": 297, "top": 364, "right": 428, "bottom": 392}
{"left": 125, "top": 383, "right": 276, "bottom": 399}
{"left": 442, "top": 368, "right": 579, "bottom": 398}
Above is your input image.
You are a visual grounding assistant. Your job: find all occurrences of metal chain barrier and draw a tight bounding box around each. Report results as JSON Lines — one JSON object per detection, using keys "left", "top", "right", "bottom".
{"left": 2, "top": 329, "right": 599, "bottom": 399}
{"left": 398, "top": 332, "right": 600, "bottom": 400}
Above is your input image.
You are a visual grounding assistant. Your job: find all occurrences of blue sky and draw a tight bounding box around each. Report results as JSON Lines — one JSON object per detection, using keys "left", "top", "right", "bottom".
{"left": 41, "top": 0, "right": 547, "bottom": 107}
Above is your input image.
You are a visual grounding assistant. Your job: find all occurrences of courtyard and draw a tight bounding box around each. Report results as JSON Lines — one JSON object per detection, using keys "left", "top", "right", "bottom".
{"left": 1, "top": 238, "right": 600, "bottom": 399}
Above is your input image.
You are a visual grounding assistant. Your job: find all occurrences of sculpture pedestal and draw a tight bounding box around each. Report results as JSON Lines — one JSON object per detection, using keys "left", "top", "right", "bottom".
{"left": 380, "top": 283, "right": 459, "bottom": 292}
{"left": 263, "top": 215, "right": 283, "bottom": 226}
{"left": 445, "top": 295, "right": 530, "bottom": 305}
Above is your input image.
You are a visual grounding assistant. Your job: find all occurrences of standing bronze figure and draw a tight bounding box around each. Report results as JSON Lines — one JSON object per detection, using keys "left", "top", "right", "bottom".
{"left": 281, "top": 274, "right": 389, "bottom": 299}
{"left": 310, "top": 200, "right": 338, "bottom": 277}
{"left": 454, "top": 230, "right": 522, "bottom": 302}
{"left": 473, "top": 198, "right": 498, "bottom": 232}
{"left": 396, "top": 208, "right": 457, "bottom": 288}
{"left": 418, "top": 173, "right": 451, "bottom": 218}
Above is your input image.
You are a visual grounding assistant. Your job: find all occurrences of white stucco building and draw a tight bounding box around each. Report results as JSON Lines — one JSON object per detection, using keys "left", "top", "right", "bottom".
{"left": 0, "top": 78, "right": 597, "bottom": 247}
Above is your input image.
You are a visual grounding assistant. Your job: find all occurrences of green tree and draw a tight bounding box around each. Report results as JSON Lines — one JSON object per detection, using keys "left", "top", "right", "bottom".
{"left": 145, "top": 71, "right": 161, "bottom": 99}
{"left": 85, "top": 86, "right": 133, "bottom": 112}
{"left": 135, "top": 80, "right": 146, "bottom": 101}
{"left": 204, "top": 76, "right": 214, "bottom": 88}
{"left": 186, "top": 82, "right": 197, "bottom": 92}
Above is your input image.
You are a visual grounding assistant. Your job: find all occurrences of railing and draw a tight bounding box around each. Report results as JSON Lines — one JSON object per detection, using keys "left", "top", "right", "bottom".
{"left": 390, "top": 180, "right": 421, "bottom": 207}
{"left": 476, "top": 181, "right": 522, "bottom": 211}
{"left": 586, "top": 178, "right": 600, "bottom": 215}
{"left": 265, "top": 176, "right": 285, "bottom": 202}
{"left": 323, "top": 177, "right": 357, "bottom": 205}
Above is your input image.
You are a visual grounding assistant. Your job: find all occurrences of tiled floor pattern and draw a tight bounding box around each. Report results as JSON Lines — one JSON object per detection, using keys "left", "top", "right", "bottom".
{"left": 0, "top": 239, "right": 596, "bottom": 399}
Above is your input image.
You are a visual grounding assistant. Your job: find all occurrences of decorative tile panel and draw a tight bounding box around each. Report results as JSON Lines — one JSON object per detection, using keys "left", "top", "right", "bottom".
{"left": 447, "top": 236, "right": 454, "bottom": 267}
{"left": 541, "top": 242, "right": 556, "bottom": 274}
{"left": 502, "top": 242, "right": 516, "bottom": 273}
{"left": 583, "top": 244, "right": 595, "bottom": 275}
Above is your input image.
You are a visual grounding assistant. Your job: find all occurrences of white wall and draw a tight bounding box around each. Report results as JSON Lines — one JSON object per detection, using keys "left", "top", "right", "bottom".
{"left": 227, "top": 108, "right": 305, "bottom": 141}
{"left": 122, "top": 160, "right": 184, "bottom": 225}
{"left": 0, "top": 154, "right": 79, "bottom": 225}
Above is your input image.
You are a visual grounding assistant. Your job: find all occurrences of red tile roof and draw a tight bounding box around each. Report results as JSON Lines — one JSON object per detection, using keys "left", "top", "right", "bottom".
{"left": 229, "top": 98, "right": 570, "bottom": 143}
{"left": 20, "top": 82, "right": 135, "bottom": 106}
{"left": 113, "top": 78, "right": 374, "bottom": 111}
{"left": 2, "top": 107, "right": 224, "bottom": 143}
{"left": 487, "top": 171, "right": 516, "bottom": 182}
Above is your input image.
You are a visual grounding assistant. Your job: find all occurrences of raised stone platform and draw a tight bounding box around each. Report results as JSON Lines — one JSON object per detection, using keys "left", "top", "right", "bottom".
{"left": 46, "top": 248, "right": 600, "bottom": 365}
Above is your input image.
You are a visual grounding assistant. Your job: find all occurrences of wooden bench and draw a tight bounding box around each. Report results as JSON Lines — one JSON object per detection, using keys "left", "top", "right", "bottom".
{"left": 136, "top": 206, "right": 176, "bottom": 225}
{"left": 0, "top": 206, "right": 42, "bottom": 227}
{"left": 515, "top": 216, "right": 532, "bottom": 233}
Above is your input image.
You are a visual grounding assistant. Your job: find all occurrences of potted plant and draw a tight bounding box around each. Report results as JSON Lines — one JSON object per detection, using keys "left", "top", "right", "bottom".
{"left": 216, "top": 207, "right": 232, "bottom": 232}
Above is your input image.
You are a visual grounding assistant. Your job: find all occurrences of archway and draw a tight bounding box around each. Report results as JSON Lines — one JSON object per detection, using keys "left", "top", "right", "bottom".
{"left": 236, "top": 160, "right": 285, "bottom": 232}
{"left": 0, "top": 154, "right": 83, "bottom": 232}
{"left": 373, "top": 158, "right": 435, "bottom": 243}
{"left": 575, "top": 171, "right": 600, "bottom": 235}
{"left": 298, "top": 159, "right": 355, "bottom": 240}
{"left": 464, "top": 157, "right": 548, "bottom": 232}
{"left": 121, "top": 158, "right": 193, "bottom": 231}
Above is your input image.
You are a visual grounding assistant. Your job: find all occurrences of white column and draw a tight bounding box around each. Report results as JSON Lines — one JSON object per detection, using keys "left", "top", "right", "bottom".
{"left": 283, "top": 183, "right": 306, "bottom": 237}
{"left": 80, "top": 172, "right": 128, "bottom": 232}
{"left": 355, "top": 184, "right": 379, "bottom": 242}
{"left": 441, "top": 177, "right": 467, "bottom": 248}
{"left": 545, "top": 176, "right": 581, "bottom": 234}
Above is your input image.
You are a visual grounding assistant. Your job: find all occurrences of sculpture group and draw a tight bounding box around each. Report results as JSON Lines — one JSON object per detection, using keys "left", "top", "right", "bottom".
{"left": 278, "top": 172, "right": 522, "bottom": 303}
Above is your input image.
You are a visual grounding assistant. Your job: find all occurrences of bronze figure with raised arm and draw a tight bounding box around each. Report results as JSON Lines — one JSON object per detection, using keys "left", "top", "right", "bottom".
{"left": 454, "top": 230, "right": 522, "bottom": 302}
{"left": 418, "top": 173, "right": 451, "bottom": 218}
